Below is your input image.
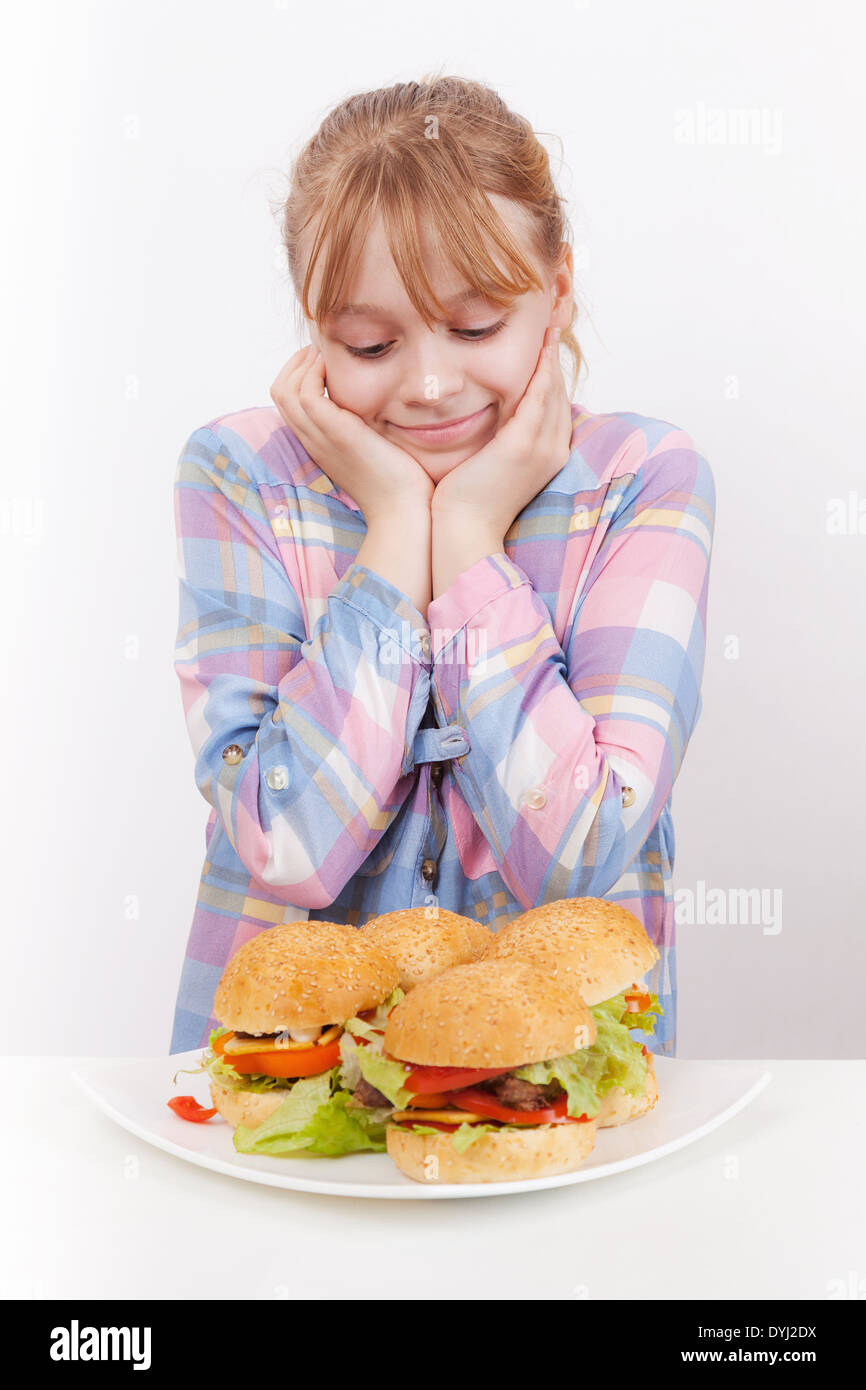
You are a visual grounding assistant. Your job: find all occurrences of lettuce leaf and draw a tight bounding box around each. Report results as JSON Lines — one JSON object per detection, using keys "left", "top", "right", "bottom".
{"left": 585, "top": 993, "right": 651, "bottom": 1097}
{"left": 342, "top": 1001, "right": 413, "bottom": 1107}
{"left": 512, "top": 1053, "right": 602, "bottom": 1118}
{"left": 337, "top": 1029, "right": 363, "bottom": 1092}
{"left": 232, "top": 1069, "right": 389, "bottom": 1156}
{"left": 594, "top": 990, "right": 663, "bottom": 1037}
{"left": 354, "top": 1043, "right": 413, "bottom": 1109}
{"left": 343, "top": 987, "right": 405, "bottom": 1041}
{"left": 624, "top": 993, "right": 664, "bottom": 1035}
{"left": 508, "top": 990, "right": 664, "bottom": 1113}
{"left": 393, "top": 1120, "right": 556, "bottom": 1155}
{"left": 451, "top": 1121, "right": 504, "bottom": 1154}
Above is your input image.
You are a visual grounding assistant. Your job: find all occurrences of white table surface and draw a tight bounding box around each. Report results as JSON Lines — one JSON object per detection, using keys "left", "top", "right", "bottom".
{"left": 4, "top": 1058, "right": 863, "bottom": 1301}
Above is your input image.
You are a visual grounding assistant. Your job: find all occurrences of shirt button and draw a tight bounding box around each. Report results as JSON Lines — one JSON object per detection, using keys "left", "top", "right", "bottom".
{"left": 266, "top": 765, "right": 289, "bottom": 791}
{"left": 421, "top": 858, "right": 437, "bottom": 883}
{"left": 621, "top": 786, "right": 636, "bottom": 808}
{"left": 221, "top": 744, "right": 243, "bottom": 765}
{"left": 523, "top": 787, "right": 547, "bottom": 810}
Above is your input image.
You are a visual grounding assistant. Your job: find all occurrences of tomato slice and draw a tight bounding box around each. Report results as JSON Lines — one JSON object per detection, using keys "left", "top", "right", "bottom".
{"left": 405, "top": 1064, "right": 515, "bottom": 1094}
{"left": 448, "top": 1086, "right": 590, "bottom": 1125}
{"left": 228, "top": 1038, "right": 341, "bottom": 1078}
{"left": 405, "top": 1092, "right": 453, "bottom": 1108}
{"left": 167, "top": 1095, "right": 217, "bottom": 1123}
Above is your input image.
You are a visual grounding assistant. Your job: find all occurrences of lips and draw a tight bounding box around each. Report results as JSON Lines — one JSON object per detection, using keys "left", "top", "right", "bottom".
{"left": 387, "top": 403, "right": 493, "bottom": 444}
{"left": 392, "top": 410, "right": 482, "bottom": 431}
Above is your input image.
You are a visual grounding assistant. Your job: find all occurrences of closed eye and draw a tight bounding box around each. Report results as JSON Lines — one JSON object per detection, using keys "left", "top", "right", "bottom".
{"left": 344, "top": 319, "right": 508, "bottom": 360}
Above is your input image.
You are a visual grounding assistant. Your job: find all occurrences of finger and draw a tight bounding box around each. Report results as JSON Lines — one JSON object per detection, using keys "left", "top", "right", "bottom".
{"left": 298, "top": 350, "right": 342, "bottom": 434}
{"left": 513, "top": 335, "right": 559, "bottom": 431}
{"left": 270, "top": 348, "right": 326, "bottom": 454}
{"left": 274, "top": 345, "right": 324, "bottom": 414}
{"left": 532, "top": 333, "right": 571, "bottom": 458}
{"left": 270, "top": 349, "right": 318, "bottom": 426}
{"left": 270, "top": 344, "right": 315, "bottom": 397}
{"left": 298, "top": 347, "right": 327, "bottom": 406}
{"left": 542, "top": 325, "right": 562, "bottom": 369}
{"left": 528, "top": 327, "right": 562, "bottom": 400}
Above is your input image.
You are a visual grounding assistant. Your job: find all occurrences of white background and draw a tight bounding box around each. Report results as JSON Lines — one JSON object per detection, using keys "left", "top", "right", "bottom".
{"left": 4, "top": 0, "right": 864, "bottom": 1058}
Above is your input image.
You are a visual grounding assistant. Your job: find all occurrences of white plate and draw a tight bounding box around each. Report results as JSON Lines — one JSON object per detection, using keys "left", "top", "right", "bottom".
{"left": 72, "top": 1053, "right": 771, "bottom": 1200}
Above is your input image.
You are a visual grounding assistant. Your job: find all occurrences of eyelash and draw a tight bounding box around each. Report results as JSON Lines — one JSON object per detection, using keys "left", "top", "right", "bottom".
{"left": 344, "top": 319, "right": 508, "bottom": 359}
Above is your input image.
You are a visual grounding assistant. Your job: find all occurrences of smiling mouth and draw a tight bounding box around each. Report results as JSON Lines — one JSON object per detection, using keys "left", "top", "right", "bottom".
{"left": 387, "top": 404, "right": 493, "bottom": 442}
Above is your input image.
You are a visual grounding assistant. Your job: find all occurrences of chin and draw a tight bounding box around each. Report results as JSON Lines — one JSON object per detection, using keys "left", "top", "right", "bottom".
{"left": 408, "top": 428, "right": 500, "bottom": 478}
{"left": 412, "top": 453, "right": 470, "bottom": 483}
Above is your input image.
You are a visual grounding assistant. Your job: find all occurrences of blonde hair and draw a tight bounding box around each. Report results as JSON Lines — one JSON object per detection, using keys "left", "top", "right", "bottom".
{"left": 279, "top": 74, "right": 585, "bottom": 397}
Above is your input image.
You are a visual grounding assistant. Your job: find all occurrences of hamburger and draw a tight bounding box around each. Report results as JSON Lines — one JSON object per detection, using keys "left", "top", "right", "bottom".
{"left": 186, "top": 921, "right": 402, "bottom": 1156}
{"left": 358, "top": 907, "right": 494, "bottom": 990}
{"left": 485, "top": 897, "right": 663, "bottom": 1127}
{"left": 334, "top": 909, "right": 494, "bottom": 1119}
{"left": 374, "top": 960, "right": 601, "bottom": 1183}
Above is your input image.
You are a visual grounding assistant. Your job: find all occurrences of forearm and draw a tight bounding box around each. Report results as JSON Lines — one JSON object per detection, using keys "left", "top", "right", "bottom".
{"left": 431, "top": 510, "right": 505, "bottom": 601}
{"left": 356, "top": 509, "right": 433, "bottom": 620}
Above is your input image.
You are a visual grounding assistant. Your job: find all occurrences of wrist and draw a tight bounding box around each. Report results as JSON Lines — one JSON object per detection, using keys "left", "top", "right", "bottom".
{"left": 365, "top": 503, "right": 432, "bottom": 534}
{"left": 432, "top": 514, "right": 504, "bottom": 554}
{"left": 431, "top": 517, "right": 505, "bottom": 600}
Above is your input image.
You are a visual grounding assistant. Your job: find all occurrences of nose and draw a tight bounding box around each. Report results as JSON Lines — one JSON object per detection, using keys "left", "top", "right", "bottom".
{"left": 395, "top": 337, "right": 465, "bottom": 408}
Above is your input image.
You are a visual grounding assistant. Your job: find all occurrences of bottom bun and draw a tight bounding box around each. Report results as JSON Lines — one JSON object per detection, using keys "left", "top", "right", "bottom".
{"left": 597, "top": 1052, "right": 659, "bottom": 1128}
{"left": 386, "top": 1118, "right": 597, "bottom": 1184}
{"left": 209, "top": 1079, "right": 291, "bottom": 1130}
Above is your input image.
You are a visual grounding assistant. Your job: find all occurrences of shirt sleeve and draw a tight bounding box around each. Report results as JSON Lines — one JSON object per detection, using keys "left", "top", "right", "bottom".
{"left": 425, "top": 429, "right": 715, "bottom": 909}
{"left": 173, "top": 424, "right": 433, "bottom": 908}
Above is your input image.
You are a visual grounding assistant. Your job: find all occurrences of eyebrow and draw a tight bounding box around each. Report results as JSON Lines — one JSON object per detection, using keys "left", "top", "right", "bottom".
{"left": 328, "top": 288, "right": 492, "bottom": 320}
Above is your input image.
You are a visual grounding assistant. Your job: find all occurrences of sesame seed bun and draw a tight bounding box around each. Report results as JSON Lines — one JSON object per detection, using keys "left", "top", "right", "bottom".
{"left": 386, "top": 1115, "right": 597, "bottom": 1184}
{"left": 485, "top": 897, "right": 659, "bottom": 1004}
{"left": 359, "top": 907, "right": 494, "bottom": 989}
{"left": 213, "top": 921, "right": 400, "bottom": 1034}
{"left": 208, "top": 1078, "right": 290, "bottom": 1130}
{"left": 383, "top": 959, "right": 596, "bottom": 1068}
{"left": 597, "top": 1052, "right": 659, "bottom": 1127}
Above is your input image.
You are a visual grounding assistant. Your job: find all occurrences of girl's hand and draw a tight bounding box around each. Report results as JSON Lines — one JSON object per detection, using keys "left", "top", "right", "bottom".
{"left": 269, "top": 346, "right": 435, "bottom": 524}
{"left": 430, "top": 326, "right": 574, "bottom": 536}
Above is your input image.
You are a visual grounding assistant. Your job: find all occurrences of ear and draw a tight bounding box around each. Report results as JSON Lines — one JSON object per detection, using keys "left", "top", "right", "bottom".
{"left": 549, "top": 243, "right": 574, "bottom": 332}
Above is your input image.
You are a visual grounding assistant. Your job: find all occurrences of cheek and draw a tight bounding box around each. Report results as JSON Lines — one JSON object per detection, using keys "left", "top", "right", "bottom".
{"left": 479, "top": 336, "right": 539, "bottom": 412}
{"left": 320, "top": 357, "right": 385, "bottom": 418}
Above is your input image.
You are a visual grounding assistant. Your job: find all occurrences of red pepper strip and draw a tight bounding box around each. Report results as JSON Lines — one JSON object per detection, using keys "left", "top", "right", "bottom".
{"left": 168, "top": 1095, "right": 218, "bottom": 1123}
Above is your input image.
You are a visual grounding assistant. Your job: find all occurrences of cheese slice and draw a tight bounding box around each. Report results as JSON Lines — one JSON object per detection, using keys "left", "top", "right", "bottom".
{"left": 391, "top": 1108, "right": 486, "bottom": 1125}
{"left": 223, "top": 1025, "right": 342, "bottom": 1056}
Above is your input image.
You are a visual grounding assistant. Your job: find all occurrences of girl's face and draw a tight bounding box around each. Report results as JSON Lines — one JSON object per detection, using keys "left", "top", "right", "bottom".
{"left": 306, "top": 196, "right": 573, "bottom": 483}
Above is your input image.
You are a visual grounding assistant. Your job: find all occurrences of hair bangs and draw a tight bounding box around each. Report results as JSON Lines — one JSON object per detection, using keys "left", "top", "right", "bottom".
{"left": 302, "top": 143, "right": 546, "bottom": 331}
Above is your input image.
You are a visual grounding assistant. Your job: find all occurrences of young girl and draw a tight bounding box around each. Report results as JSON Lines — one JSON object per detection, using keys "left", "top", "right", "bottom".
{"left": 170, "top": 76, "right": 715, "bottom": 1058}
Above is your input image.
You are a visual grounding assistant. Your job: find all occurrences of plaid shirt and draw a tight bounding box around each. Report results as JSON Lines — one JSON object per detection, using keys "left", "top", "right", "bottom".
{"left": 169, "top": 402, "right": 715, "bottom": 1056}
